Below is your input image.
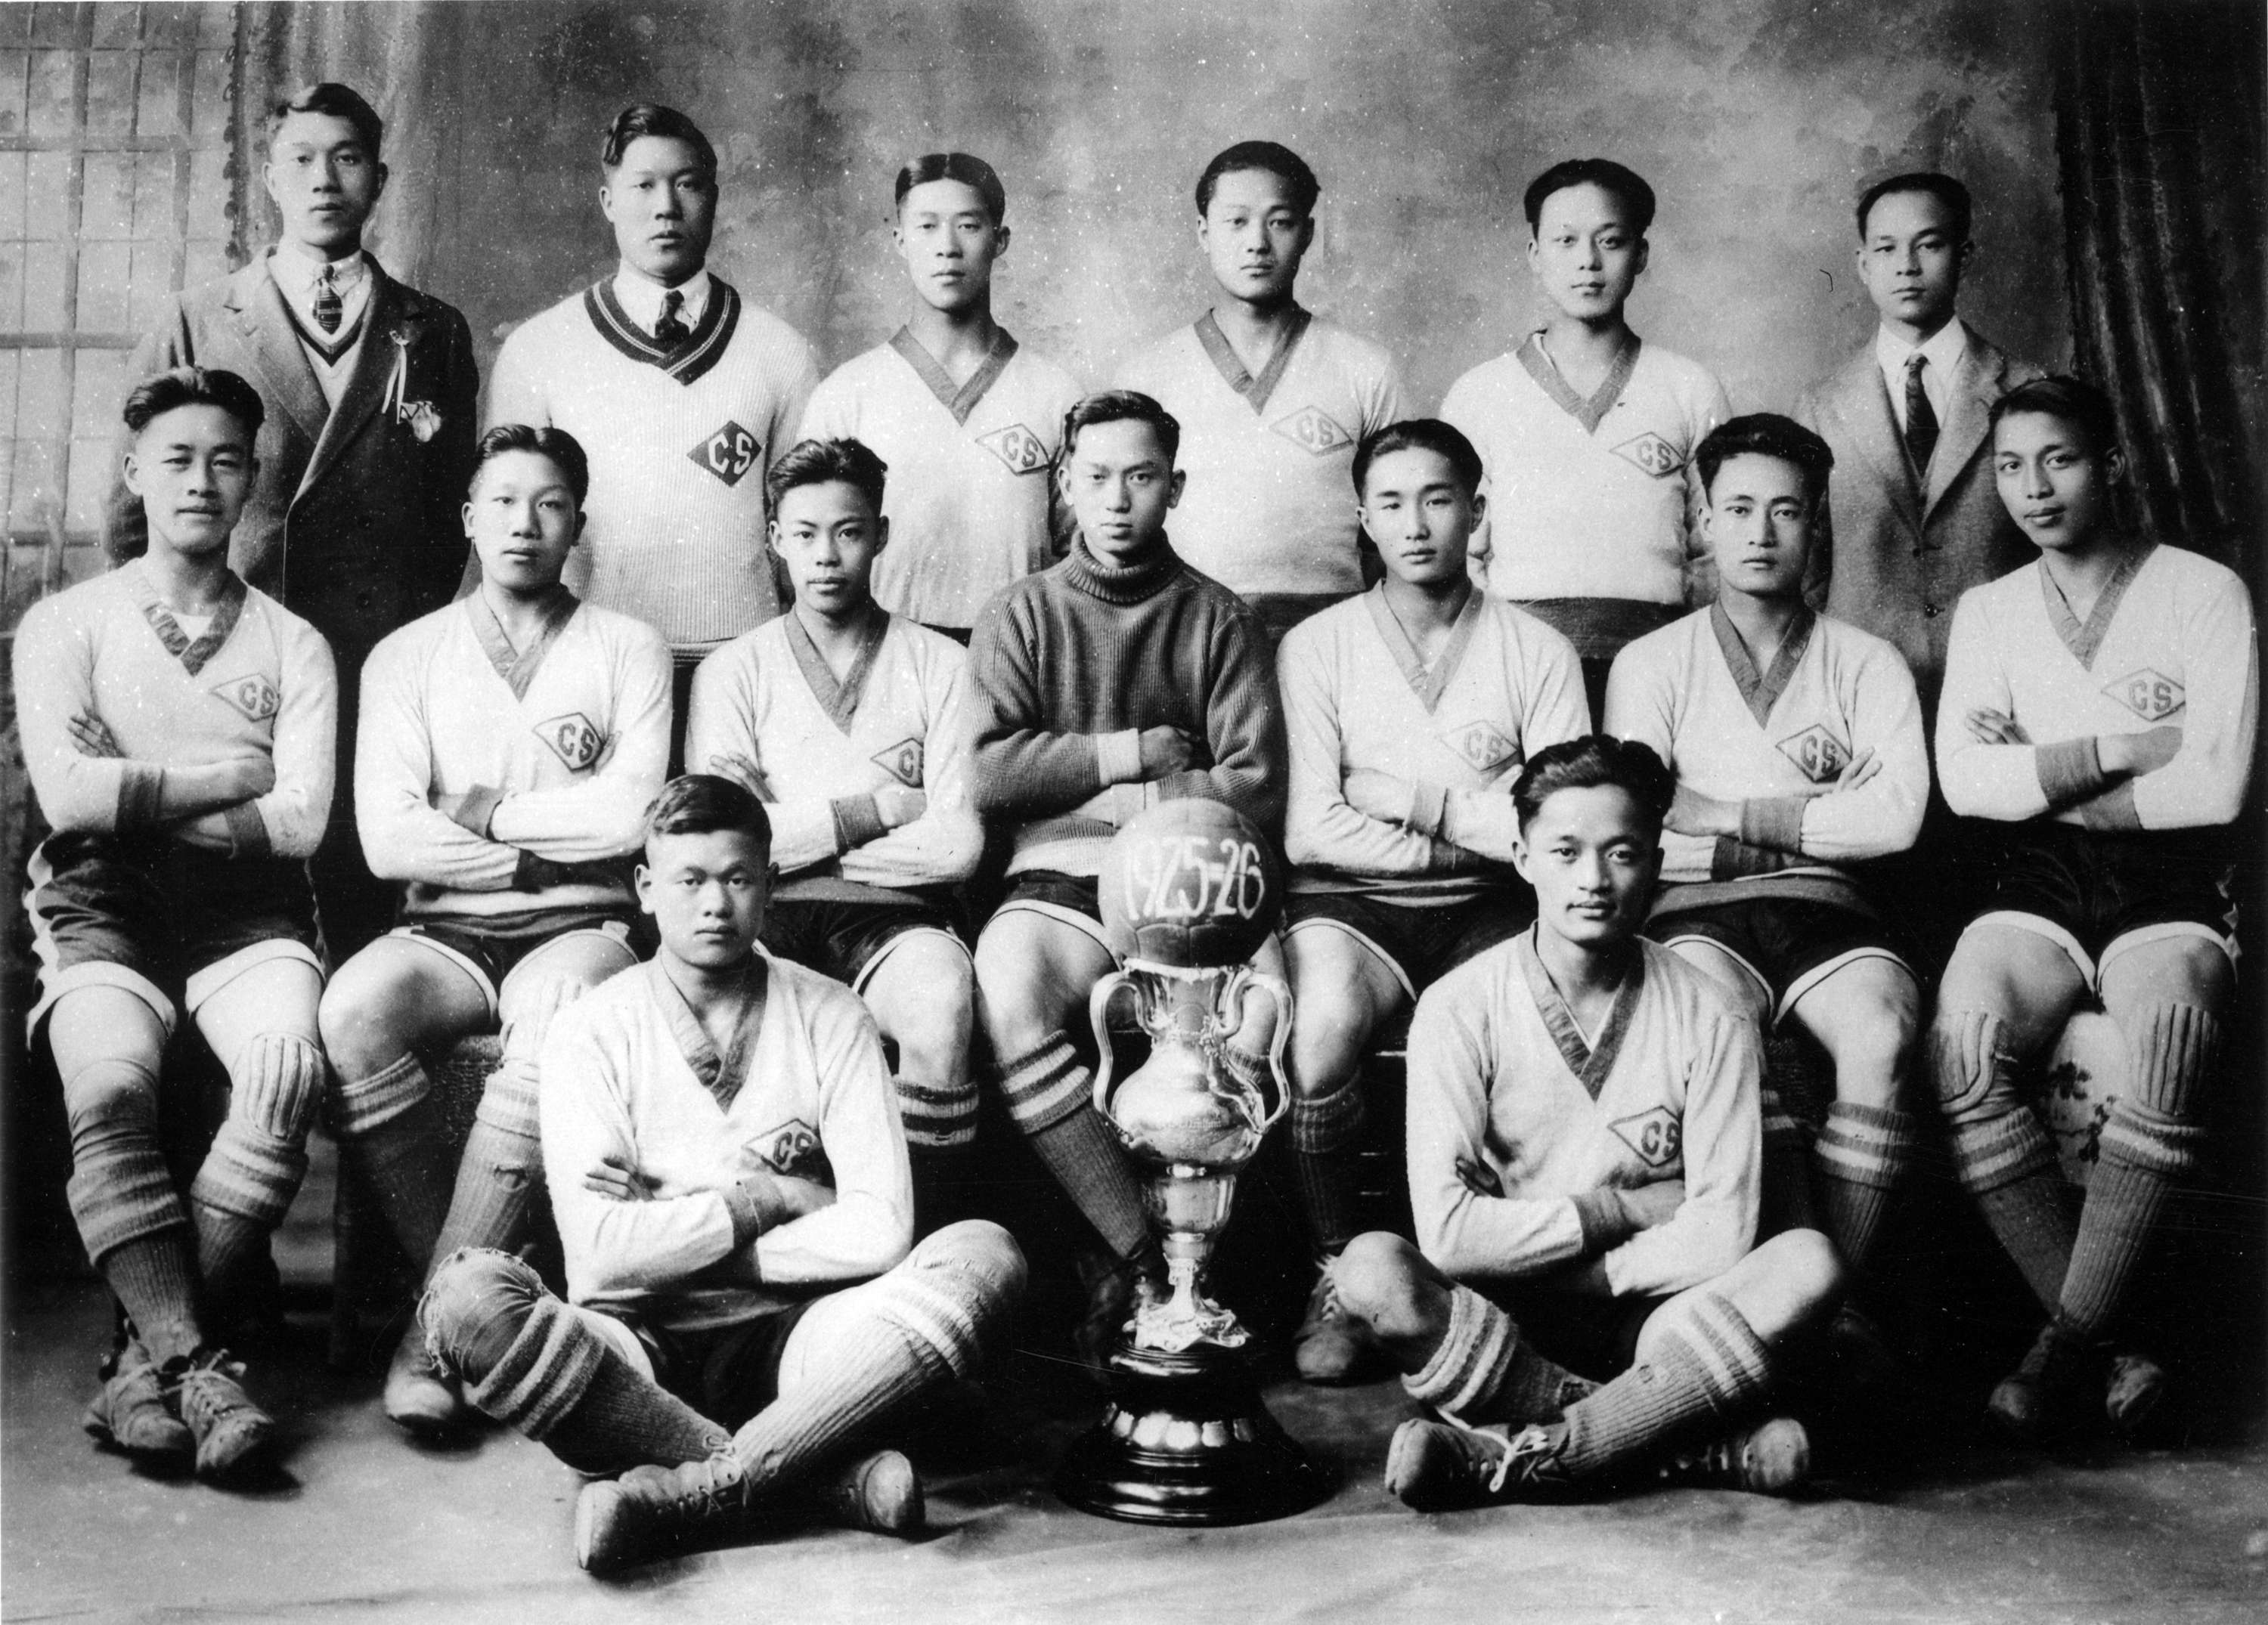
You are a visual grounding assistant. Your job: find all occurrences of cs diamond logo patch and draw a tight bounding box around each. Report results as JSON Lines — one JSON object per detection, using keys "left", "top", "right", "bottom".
{"left": 1270, "top": 406, "right": 1355, "bottom": 457}
{"left": 976, "top": 423, "right": 1051, "bottom": 476}
{"left": 872, "top": 738, "right": 924, "bottom": 787}
{"left": 2102, "top": 668, "right": 2184, "bottom": 723}
{"left": 1776, "top": 723, "right": 1850, "bottom": 784}
{"left": 688, "top": 420, "right": 761, "bottom": 487}
{"left": 1611, "top": 432, "right": 1684, "bottom": 478}
{"left": 1443, "top": 721, "right": 1520, "bottom": 775}
{"left": 536, "top": 713, "right": 605, "bottom": 772}
{"left": 210, "top": 674, "right": 280, "bottom": 723}
{"left": 751, "top": 1119, "right": 832, "bottom": 1183}
{"left": 1610, "top": 1108, "right": 1684, "bottom": 1168}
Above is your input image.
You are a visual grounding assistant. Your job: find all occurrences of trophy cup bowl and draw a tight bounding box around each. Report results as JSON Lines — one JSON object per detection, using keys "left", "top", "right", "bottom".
{"left": 1052, "top": 800, "right": 1333, "bottom": 1526}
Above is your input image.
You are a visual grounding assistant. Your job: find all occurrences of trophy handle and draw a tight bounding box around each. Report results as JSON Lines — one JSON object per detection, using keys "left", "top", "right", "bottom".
{"left": 1219, "top": 967, "right": 1295, "bottom": 1134}
{"left": 1088, "top": 969, "right": 1140, "bottom": 1119}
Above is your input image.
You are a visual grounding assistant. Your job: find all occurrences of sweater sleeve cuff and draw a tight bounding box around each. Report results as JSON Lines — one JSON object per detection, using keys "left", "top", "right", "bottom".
{"left": 2036, "top": 738, "right": 2110, "bottom": 807}
{"left": 1570, "top": 1190, "right": 1637, "bottom": 1254}
{"left": 830, "top": 794, "right": 887, "bottom": 850}
{"left": 117, "top": 763, "right": 165, "bottom": 831}
{"left": 720, "top": 1179, "right": 766, "bottom": 1249}
{"left": 1096, "top": 728, "right": 1145, "bottom": 787}
{"left": 1737, "top": 795, "right": 1809, "bottom": 854}
{"left": 1405, "top": 780, "right": 1449, "bottom": 839}
{"left": 445, "top": 784, "right": 506, "bottom": 837}
{"left": 224, "top": 802, "right": 271, "bottom": 859}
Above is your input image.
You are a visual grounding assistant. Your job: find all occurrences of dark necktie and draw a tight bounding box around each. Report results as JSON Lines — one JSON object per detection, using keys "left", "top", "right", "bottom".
{"left": 313, "top": 264, "right": 342, "bottom": 334}
{"left": 653, "top": 289, "right": 688, "bottom": 349}
{"left": 1903, "top": 352, "right": 1939, "bottom": 476}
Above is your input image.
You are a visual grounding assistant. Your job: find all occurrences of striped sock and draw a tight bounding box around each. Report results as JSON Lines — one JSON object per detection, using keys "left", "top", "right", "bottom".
{"left": 994, "top": 1032, "right": 1147, "bottom": 1261}
{"left": 894, "top": 1072, "right": 978, "bottom": 1153}
{"left": 191, "top": 1034, "right": 324, "bottom": 1305}
{"left": 1936, "top": 1009, "right": 2073, "bottom": 1311}
{"left": 1812, "top": 1102, "right": 1917, "bottom": 1268}
{"left": 1290, "top": 1081, "right": 1366, "bottom": 1257}
{"left": 1558, "top": 1293, "right": 1771, "bottom": 1481}
{"left": 63, "top": 1055, "right": 201, "bottom": 1360}
{"left": 425, "top": 1055, "right": 544, "bottom": 1275}
{"left": 1403, "top": 1282, "right": 1593, "bottom": 1426}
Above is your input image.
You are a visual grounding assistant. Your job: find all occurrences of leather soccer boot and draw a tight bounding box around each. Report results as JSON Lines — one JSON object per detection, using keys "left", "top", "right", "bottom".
{"left": 810, "top": 1448, "right": 924, "bottom": 1537}
{"left": 1294, "top": 1260, "right": 1382, "bottom": 1385}
{"left": 83, "top": 1338, "right": 194, "bottom": 1464}
{"left": 575, "top": 1450, "right": 757, "bottom": 1574}
{"left": 171, "top": 1348, "right": 277, "bottom": 1480}
{"left": 1987, "top": 1319, "right": 2100, "bottom": 1444}
{"left": 1656, "top": 1416, "right": 1812, "bottom": 1496}
{"left": 383, "top": 1323, "right": 471, "bottom": 1437}
{"left": 1383, "top": 1419, "right": 1581, "bottom": 1510}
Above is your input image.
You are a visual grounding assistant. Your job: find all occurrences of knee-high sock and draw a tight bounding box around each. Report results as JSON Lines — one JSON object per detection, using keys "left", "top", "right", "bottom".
{"left": 1758, "top": 1086, "right": 1818, "bottom": 1237}
{"left": 2059, "top": 1004, "right": 2216, "bottom": 1339}
{"left": 332, "top": 1051, "right": 457, "bottom": 1274}
{"left": 1812, "top": 1102, "right": 1918, "bottom": 1270}
{"left": 732, "top": 1221, "right": 1025, "bottom": 1496}
{"left": 426, "top": 1054, "right": 544, "bottom": 1280}
{"left": 1402, "top": 1280, "right": 1593, "bottom": 1426}
{"left": 64, "top": 1055, "right": 201, "bottom": 1361}
{"left": 895, "top": 1071, "right": 978, "bottom": 1156}
{"left": 190, "top": 1033, "right": 325, "bottom": 1308}
{"left": 1935, "top": 1009, "right": 2072, "bottom": 1311}
{"left": 429, "top": 1252, "right": 727, "bottom": 1475}
{"left": 993, "top": 1033, "right": 1147, "bottom": 1261}
{"left": 1558, "top": 1292, "right": 1772, "bottom": 1481}
{"left": 1290, "top": 1079, "right": 1366, "bottom": 1258}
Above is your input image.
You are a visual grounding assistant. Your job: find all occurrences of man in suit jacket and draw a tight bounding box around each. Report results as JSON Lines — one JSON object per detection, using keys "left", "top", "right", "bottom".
{"left": 1799, "top": 171, "right": 2044, "bottom": 969}
{"left": 105, "top": 83, "right": 479, "bottom": 958}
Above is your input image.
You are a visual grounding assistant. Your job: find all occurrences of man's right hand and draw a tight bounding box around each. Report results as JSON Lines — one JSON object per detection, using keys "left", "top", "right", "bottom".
{"left": 1616, "top": 1180, "right": 1685, "bottom": 1231}
{"left": 183, "top": 754, "right": 276, "bottom": 806}
{"left": 873, "top": 786, "right": 928, "bottom": 829}
{"left": 1138, "top": 725, "right": 1195, "bottom": 778}
{"left": 2101, "top": 725, "right": 2183, "bottom": 778}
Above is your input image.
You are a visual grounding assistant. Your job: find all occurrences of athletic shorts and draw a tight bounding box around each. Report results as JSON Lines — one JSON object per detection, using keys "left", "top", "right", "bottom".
{"left": 987, "top": 869, "right": 1117, "bottom": 961}
{"left": 1481, "top": 1283, "right": 1673, "bottom": 1382}
{"left": 1965, "top": 822, "right": 2238, "bottom": 989}
{"left": 1284, "top": 890, "right": 1532, "bottom": 1003}
{"left": 761, "top": 892, "right": 968, "bottom": 997}
{"left": 592, "top": 1298, "right": 818, "bottom": 1433}
{"left": 24, "top": 831, "right": 322, "bottom": 1040}
{"left": 1647, "top": 895, "right": 1910, "bottom": 1024}
{"left": 389, "top": 905, "right": 639, "bottom": 1017}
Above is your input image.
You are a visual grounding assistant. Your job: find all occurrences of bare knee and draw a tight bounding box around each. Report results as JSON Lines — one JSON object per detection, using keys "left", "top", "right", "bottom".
{"left": 917, "top": 1218, "right": 1028, "bottom": 1306}
{"left": 1290, "top": 1001, "right": 1371, "bottom": 1099}
{"left": 1820, "top": 1009, "right": 1917, "bottom": 1110}
{"left": 1753, "top": 1227, "right": 1846, "bottom": 1319}
{"left": 1332, "top": 1231, "right": 1436, "bottom": 1337}
{"left": 319, "top": 959, "right": 430, "bottom": 1075}
{"left": 420, "top": 1247, "right": 548, "bottom": 1382}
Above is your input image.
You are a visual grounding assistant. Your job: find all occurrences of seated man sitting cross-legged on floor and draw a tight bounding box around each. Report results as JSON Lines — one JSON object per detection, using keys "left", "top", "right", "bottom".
{"left": 318, "top": 424, "right": 671, "bottom": 1435}
{"left": 1330, "top": 736, "right": 1845, "bottom": 1508}
{"left": 1605, "top": 413, "right": 1928, "bottom": 1358}
{"left": 1278, "top": 418, "right": 1588, "bottom": 1383}
{"left": 16, "top": 366, "right": 337, "bottom": 1481}
{"left": 419, "top": 775, "right": 1027, "bottom": 1574}
{"left": 1929, "top": 376, "right": 2256, "bottom": 1443}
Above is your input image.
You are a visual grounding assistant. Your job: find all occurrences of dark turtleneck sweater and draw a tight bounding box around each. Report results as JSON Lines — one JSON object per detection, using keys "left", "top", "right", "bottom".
{"left": 967, "top": 536, "right": 1286, "bottom": 875}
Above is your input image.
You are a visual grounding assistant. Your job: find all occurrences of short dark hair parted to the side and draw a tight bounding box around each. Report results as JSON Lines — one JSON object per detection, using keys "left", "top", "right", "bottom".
{"left": 473, "top": 423, "right": 592, "bottom": 507}
{"left": 265, "top": 82, "right": 383, "bottom": 159}
{"left": 646, "top": 773, "right": 773, "bottom": 850}
{"left": 765, "top": 437, "right": 890, "bottom": 520}
{"left": 1513, "top": 735, "right": 1678, "bottom": 833}
{"left": 1695, "top": 413, "right": 1836, "bottom": 505}
{"left": 1855, "top": 170, "right": 1974, "bottom": 242}
{"left": 1352, "top": 419, "right": 1486, "bottom": 499}
{"left": 1194, "top": 140, "right": 1321, "bottom": 217}
{"left": 895, "top": 151, "right": 1007, "bottom": 224}
{"left": 1061, "top": 390, "right": 1181, "bottom": 468}
{"left": 603, "top": 103, "right": 718, "bottom": 173}
{"left": 1988, "top": 374, "right": 2121, "bottom": 461}
{"left": 1523, "top": 157, "right": 1656, "bottom": 237}
{"left": 124, "top": 366, "right": 266, "bottom": 442}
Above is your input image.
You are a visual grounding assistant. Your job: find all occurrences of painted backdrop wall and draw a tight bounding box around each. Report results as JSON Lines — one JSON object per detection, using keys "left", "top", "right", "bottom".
{"left": 249, "top": 0, "right": 2074, "bottom": 419}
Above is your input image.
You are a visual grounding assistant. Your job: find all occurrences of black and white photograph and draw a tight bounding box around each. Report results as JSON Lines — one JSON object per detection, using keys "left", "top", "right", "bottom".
{"left": 0, "top": 1, "right": 2262, "bottom": 1619}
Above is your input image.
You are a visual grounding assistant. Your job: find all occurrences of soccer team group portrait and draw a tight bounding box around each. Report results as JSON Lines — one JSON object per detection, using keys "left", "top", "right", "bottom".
{"left": 9, "top": 77, "right": 2257, "bottom": 1575}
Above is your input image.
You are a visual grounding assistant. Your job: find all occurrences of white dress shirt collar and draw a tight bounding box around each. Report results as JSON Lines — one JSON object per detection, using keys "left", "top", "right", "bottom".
{"left": 611, "top": 265, "right": 711, "bottom": 332}
{"left": 1875, "top": 315, "right": 1968, "bottom": 429}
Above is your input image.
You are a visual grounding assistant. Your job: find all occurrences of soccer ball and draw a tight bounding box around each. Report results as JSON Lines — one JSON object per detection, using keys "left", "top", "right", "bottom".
{"left": 1098, "top": 799, "right": 1281, "bottom": 970}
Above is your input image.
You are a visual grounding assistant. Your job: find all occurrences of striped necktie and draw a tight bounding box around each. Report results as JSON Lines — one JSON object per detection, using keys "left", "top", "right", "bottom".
{"left": 313, "top": 263, "right": 342, "bottom": 334}
{"left": 1903, "top": 352, "right": 1939, "bottom": 475}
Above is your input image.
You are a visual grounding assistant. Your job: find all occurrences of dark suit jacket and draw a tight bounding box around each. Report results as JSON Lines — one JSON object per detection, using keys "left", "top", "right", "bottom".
{"left": 1798, "top": 329, "right": 2044, "bottom": 715}
{"left": 103, "top": 255, "right": 479, "bottom": 671}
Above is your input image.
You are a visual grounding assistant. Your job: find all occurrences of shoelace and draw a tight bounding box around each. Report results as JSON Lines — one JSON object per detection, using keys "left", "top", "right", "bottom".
{"left": 653, "top": 1453, "right": 747, "bottom": 1527}
{"left": 1308, "top": 1268, "right": 1346, "bottom": 1323}
{"left": 172, "top": 1354, "right": 254, "bottom": 1430}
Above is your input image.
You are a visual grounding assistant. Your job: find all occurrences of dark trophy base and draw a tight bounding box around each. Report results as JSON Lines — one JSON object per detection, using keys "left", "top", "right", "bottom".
{"left": 1054, "top": 1342, "right": 1333, "bottom": 1526}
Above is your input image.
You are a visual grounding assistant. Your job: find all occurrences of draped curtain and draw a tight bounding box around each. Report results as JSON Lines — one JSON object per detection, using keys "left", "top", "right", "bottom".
{"left": 2057, "top": 0, "right": 2266, "bottom": 564}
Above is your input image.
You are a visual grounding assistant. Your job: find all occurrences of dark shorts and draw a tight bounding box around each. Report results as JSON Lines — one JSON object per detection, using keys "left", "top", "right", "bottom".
{"left": 390, "top": 905, "right": 640, "bottom": 1014}
{"left": 1968, "top": 822, "right": 2237, "bottom": 988}
{"left": 1483, "top": 1283, "right": 1674, "bottom": 1382}
{"left": 986, "top": 869, "right": 1117, "bottom": 960}
{"left": 610, "top": 1298, "right": 818, "bottom": 1432}
{"left": 1647, "top": 895, "right": 1911, "bottom": 1024}
{"left": 1285, "top": 889, "right": 1532, "bottom": 1002}
{"left": 25, "top": 831, "right": 322, "bottom": 1038}
{"left": 761, "top": 892, "right": 968, "bottom": 995}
